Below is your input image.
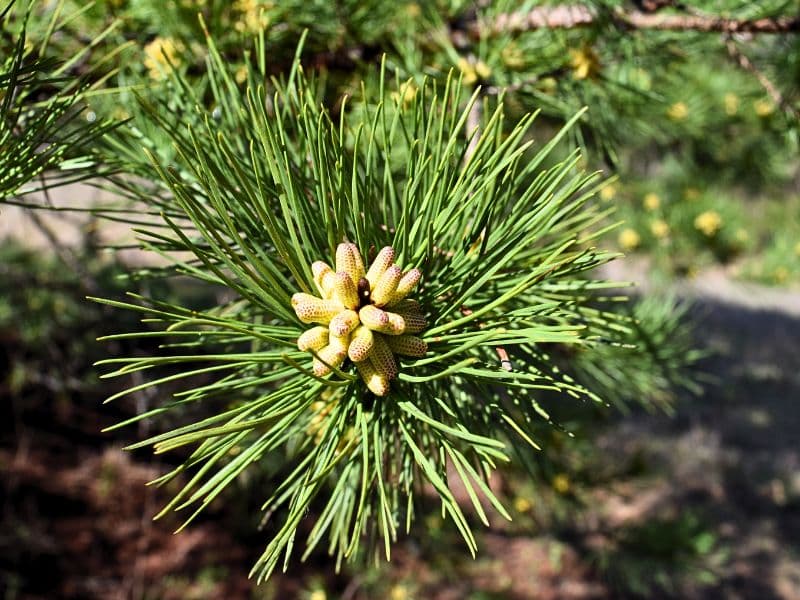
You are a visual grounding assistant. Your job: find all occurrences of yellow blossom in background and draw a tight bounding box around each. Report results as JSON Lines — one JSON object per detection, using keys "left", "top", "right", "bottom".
{"left": 694, "top": 210, "right": 722, "bottom": 237}
{"left": 650, "top": 219, "right": 670, "bottom": 239}
{"left": 234, "top": 0, "right": 271, "bottom": 33}
{"left": 111, "top": 106, "right": 130, "bottom": 121}
{"left": 143, "top": 37, "right": 181, "bottom": 80}
{"left": 457, "top": 58, "right": 490, "bottom": 85}
{"left": 457, "top": 57, "right": 477, "bottom": 85}
{"left": 474, "top": 60, "right": 491, "bottom": 80}
{"left": 754, "top": 99, "right": 775, "bottom": 117}
{"left": 538, "top": 77, "right": 558, "bottom": 94}
{"left": 600, "top": 182, "right": 617, "bottom": 201}
{"left": 643, "top": 192, "right": 660, "bottom": 211}
{"left": 618, "top": 228, "right": 641, "bottom": 251}
{"left": 390, "top": 584, "right": 410, "bottom": 600}
{"left": 684, "top": 187, "right": 700, "bottom": 201}
{"left": 552, "top": 474, "right": 571, "bottom": 494}
{"left": 569, "top": 45, "right": 600, "bottom": 80}
{"left": 667, "top": 101, "right": 689, "bottom": 121}
{"left": 501, "top": 42, "right": 525, "bottom": 69}
{"left": 513, "top": 496, "right": 532, "bottom": 513}
{"left": 235, "top": 65, "right": 248, "bottom": 84}
{"left": 308, "top": 590, "right": 327, "bottom": 600}
{"left": 794, "top": 241, "right": 800, "bottom": 257}
{"left": 391, "top": 81, "right": 418, "bottom": 107}
{"left": 405, "top": 2, "right": 421, "bottom": 17}
{"left": 774, "top": 267, "right": 789, "bottom": 284}
{"left": 305, "top": 390, "right": 357, "bottom": 450}
{"left": 724, "top": 92, "right": 739, "bottom": 116}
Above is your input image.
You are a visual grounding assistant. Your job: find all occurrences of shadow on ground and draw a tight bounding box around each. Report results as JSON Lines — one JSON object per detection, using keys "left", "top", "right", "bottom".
{"left": 580, "top": 298, "right": 800, "bottom": 600}
{"left": 1, "top": 286, "right": 799, "bottom": 599}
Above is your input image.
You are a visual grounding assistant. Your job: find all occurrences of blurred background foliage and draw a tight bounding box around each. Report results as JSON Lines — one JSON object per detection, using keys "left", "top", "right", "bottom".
{"left": 1, "top": 0, "right": 799, "bottom": 598}
{"left": 3, "top": 0, "right": 798, "bottom": 284}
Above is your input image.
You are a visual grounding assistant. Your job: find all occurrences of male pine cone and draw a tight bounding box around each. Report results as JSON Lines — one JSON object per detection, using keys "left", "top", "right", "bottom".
{"left": 291, "top": 243, "right": 427, "bottom": 396}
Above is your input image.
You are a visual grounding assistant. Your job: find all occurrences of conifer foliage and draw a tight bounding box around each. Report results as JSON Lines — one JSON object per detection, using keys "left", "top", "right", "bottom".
{"left": 5, "top": 0, "right": 792, "bottom": 584}
{"left": 90, "top": 31, "right": 628, "bottom": 578}
{"left": 0, "top": 1, "right": 115, "bottom": 201}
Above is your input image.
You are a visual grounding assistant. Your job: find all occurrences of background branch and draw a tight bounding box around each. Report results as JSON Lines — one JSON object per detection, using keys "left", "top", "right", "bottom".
{"left": 724, "top": 36, "right": 798, "bottom": 118}
{"left": 478, "top": 6, "right": 800, "bottom": 37}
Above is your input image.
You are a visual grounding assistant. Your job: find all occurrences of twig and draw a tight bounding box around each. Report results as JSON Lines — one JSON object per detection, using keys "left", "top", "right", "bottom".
{"left": 724, "top": 36, "right": 798, "bottom": 118}
{"left": 23, "top": 208, "right": 98, "bottom": 291}
{"left": 477, "top": 6, "right": 800, "bottom": 37}
{"left": 340, "top": 576, "right": 363, "bottom": 600}
{"left": 623, "top": 11, "right": 800, "bottom": 34}
{"left": 23, "top": 180, "right": 99, "bottom": 294}
{"left": 485, "top": 74, "right": 542, "bottom": 96}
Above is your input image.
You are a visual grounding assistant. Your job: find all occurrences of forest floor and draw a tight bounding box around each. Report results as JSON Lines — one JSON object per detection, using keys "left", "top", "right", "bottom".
{"left": 1, "top": 203, "right": 799, "bottom": 599}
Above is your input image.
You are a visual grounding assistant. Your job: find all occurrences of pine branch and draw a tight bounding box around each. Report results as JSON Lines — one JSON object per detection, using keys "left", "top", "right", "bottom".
{"left": 724, "top": 36, "right": 798, "bottom": 119}
{"left": 96, "top": 34, "right": 637, "bottom": 578}
{"left": 478, "top": 6, "right": 800, "bottom": 37}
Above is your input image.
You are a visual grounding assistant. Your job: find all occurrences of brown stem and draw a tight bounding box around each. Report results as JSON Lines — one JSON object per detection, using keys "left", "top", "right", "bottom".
{"left": 724, "top": 36, "right": 797, "bottom": 118}
{"left": 478, "top": 6, "right": 800, "bottom": 36}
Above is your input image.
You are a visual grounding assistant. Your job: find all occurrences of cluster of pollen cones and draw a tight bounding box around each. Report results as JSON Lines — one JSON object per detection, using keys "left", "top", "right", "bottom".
{"left": 292, "top": 243, "right": 428, "bottom": 396}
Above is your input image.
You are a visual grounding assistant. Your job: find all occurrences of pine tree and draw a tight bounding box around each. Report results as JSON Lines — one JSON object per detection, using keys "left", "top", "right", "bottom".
{"left": 2, "top": 0, "right": 795, "bottom": 583}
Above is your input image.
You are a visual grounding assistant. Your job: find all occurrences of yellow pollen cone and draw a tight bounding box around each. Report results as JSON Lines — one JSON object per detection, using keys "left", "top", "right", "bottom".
{"left": 329, "top": 309, "right": 360, "bottom": 338}
{"left": 332, "top": 271, "right": 360, "bottom": 310}
{"left": 359, "top": 304, "right": 390, "bottom": 331}
{"left": 474, "top": 60, "right": 491, "bottom": 80}
{"left": 366, "top": 246, "right": 395, "bottom": 287}
{"left": 388, "top": 268, "right": 421, "bottom": 304}
{"left": 313, "top": 344, "right": 347, "bottom": 377}
{"left": 348, "top": 325, "right": 375, "bottom": 362}
{"left": 370, "top": 334, "right": 398, "bottom": 379}
{"left": 311, "top": 261, "right": 336, "bottom": 298}
{"left": 297, "top": 326, "right": 329, "bottom": 351}
{"left": 694, "top": 210, "right": 722, "bottom": 237}
{"left": 291, "top": 293, "right": 343, "bottom": 324}
{"left": 335, "top": 242, "right": 365, "bottom": 282}
{"left": 297, "top": 242, "right": 428, "bottom": 395}
{"left": 384, "top": 311, "right": 407, "bottom": 335}
{"left": 360, "top": 305, "right": 407, "bottom": 335}
{"left": 371, "top": 265, "right": 402, "bottom": 306}
{"left": 355, "top": 359, "right": 390, "bottom": 396}
{"left": 393, "top": 310, "right": 425, "bottom": 334}
{"left": 385, "top": 335, "right": 427, "bottom": 357}
{"left": 387, "top": 299, "right": 422, "bottom": 314}
{"left": 618, "top": 228, "right": 640, "bottom": 251}
{"left": 328, "top": 330, "right": 350, "bottom": 354}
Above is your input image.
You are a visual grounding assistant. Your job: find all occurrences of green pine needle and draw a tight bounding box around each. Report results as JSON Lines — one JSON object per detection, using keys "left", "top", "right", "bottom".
{"left": 0, "top": 1, "right": 119, "bottom": 202}
{"left": 95, "top": 32, "right": 633, "bottom": 582}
